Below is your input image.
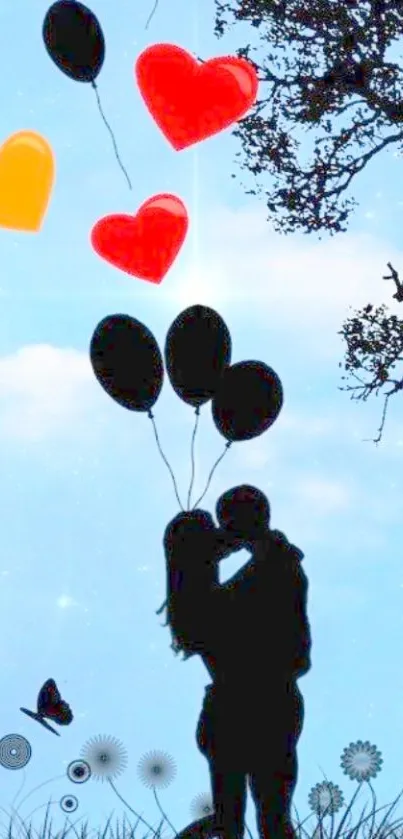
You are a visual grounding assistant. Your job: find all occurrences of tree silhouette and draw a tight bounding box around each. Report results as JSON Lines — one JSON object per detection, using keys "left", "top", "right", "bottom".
{"left": 213, "top": 0, "right": 403, "bottom": 238}
{"left": 338, "top": 262, "right": 403, "bottom": 444}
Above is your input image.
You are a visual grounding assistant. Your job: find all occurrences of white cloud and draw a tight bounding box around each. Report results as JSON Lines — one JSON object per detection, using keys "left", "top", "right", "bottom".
{"left": 232, "top": 437, "right": 277, "bottom": 471}
{"left": 0, "top": 344, "right": 94, "bottom": 442}
{"left": 156, "top": 204, "right": 402, "bottom": 343}
{"left": 291, "top": 476, "right": 352, "bottom": 514}
{"left": 226, "top": 408, "right": 370, "bottom": 474}
{"left": 279, "top": 411, "right": 344, "bottom": 437}
{"left": 56, "top": 595, "right": 78, "bottom": 609}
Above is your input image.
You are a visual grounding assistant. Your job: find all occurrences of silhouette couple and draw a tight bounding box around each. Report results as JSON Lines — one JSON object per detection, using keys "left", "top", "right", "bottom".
{"left": 161, "top": 485, "right": 312, "bottom": 839}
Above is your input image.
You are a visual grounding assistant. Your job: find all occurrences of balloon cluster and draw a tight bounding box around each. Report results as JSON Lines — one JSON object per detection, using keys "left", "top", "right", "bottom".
{"left": 90, "top": 306, "right": 283, "bottom": 509}
{"left": 33, "top": 5, "right": 275, "bottom": 503}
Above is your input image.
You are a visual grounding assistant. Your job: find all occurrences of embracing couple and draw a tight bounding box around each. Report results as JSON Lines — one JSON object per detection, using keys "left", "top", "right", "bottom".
{"left": 159, "top": 484, "right": 312, "bottom": 839}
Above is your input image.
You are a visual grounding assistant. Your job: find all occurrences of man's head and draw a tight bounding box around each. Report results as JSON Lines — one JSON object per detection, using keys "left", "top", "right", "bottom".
{"left": 216, "top": 485, "right": 271, "bottom": 542}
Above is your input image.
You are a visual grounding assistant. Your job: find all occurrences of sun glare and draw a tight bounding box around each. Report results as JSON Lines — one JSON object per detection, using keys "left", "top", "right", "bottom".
{"left": 167, "top": 264, "right": 229, "bottom": 309}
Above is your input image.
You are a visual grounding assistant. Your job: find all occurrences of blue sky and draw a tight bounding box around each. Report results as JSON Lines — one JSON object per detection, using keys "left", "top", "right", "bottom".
{"left": 1, "top": 0, "right": 403, "bottom": 835}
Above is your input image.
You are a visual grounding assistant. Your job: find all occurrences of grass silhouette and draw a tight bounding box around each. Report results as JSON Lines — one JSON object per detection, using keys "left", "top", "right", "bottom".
{"left": 2, "top": 738, "right": 403, "bottom": 839}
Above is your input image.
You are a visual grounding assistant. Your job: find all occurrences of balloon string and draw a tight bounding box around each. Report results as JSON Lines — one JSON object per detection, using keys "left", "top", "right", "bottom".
{"left": 191, "top": 442, "right": 232, "bottom": 510}
{"left": 91, "top": 82, "right": 133, "bottom": 191}
{"left": 186, "top": 408, "right": 200, "bottom": 510}
{"left": 148, "top": 411, "right": 184, "bottom": 511}
{"left": 145, "top": 0, "right": 159, "bottom": 29}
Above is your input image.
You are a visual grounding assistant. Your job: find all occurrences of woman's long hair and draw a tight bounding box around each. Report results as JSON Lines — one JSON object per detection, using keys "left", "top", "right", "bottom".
{"left": 158, "top": 509, "right": 221, "bottom": 660}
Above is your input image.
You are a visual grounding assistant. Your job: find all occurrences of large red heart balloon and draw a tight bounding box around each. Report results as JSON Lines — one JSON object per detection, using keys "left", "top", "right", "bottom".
{"left": 135, "top": 44, "right": 259, "bottom": 150}
{"left": 91, "top": 194, "right": 189, "bottom": 283}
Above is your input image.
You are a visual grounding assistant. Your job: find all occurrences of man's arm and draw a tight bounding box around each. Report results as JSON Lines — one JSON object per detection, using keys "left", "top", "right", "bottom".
{"left": 260, "top": 531, "right": 312, "bottom": 679}
{"left": 291, "top": 563, "right": 312, "bottom": 678}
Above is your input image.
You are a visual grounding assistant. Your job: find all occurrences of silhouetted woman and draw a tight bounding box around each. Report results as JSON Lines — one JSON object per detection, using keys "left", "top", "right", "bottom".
{"left": 159, "top": 506, "right": 239, "bottom": 663}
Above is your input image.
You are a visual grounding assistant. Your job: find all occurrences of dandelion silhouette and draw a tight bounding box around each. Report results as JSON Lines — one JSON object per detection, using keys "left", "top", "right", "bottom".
{"left": 80, "top": 735, "right": 128, "bottom": 783}
{"left": 341, "top": 741, "right": 384, "bottom": 782}
{"left": 60, "top": 794, "right": 78, "bottom": 813}
{"left": 0, "top": 734, "right": 32, "bottom": 770}
{"left": 67, "top": 759, "right": 92, "bottom": 784}
{"left": 308, "top": 782, "right": 345, "bottom": 817}
{"left": 294, "top": 740, "right": 403, "bottom": 839}
{"left": 79, "top": 735, "right": 159, "bottom": 837}
{"left": 137, "top": 750, "right": 178, "bottom": 837}
{"left": 137, "top": 750, "right": 177, "bottom": 790}
{"left": 190, "top": 792, "right": 214, "bottom": 820}
{"left": 176, "top": 787, "right": 255, "bottom": 839}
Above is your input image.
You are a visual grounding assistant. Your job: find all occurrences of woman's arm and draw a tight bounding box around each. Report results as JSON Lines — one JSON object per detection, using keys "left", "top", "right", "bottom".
{"left": 167, "top": 531, "right": 224, "bottom": 654}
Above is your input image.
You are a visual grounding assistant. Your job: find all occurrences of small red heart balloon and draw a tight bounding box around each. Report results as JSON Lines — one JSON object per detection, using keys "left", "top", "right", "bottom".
{"left": 91, "top": 194, "right": 189, "bottom": 283}
{"left": 135, "top": 43, "right": 259, "bottom": 150}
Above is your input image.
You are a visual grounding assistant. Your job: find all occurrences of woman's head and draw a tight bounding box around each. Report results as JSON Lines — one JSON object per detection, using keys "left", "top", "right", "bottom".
{"left": 216, "top": 484, "right": 271, "bottom": 542}
{"left": 164, "top": 508, "right": 242, "bottom": 568}
{"left": 164, "top": 509, "right": 217, "bottom": 559}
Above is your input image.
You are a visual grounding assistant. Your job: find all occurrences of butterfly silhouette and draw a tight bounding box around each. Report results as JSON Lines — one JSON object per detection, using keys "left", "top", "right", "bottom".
{"left": 20, "top": 679, "right": 73, "bottom": 736}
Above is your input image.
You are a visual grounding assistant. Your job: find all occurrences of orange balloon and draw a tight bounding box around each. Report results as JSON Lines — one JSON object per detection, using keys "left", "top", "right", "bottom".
{"left": 0, "top": 131, "right": 55, "bottom": 232}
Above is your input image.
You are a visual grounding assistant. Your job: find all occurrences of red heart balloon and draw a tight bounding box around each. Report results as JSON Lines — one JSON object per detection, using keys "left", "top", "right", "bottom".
{"left": 135, "top": 44, "right": 259, "bottom": 150}
{"left": 91, "top": 194, "right": 189, "bottom": 283}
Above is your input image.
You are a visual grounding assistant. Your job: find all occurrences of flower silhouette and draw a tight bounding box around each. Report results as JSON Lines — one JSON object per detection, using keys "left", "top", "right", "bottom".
{"left": 0, "top": 734, "right": 32, "bottom": 770}
{"left": 137, "top": 749, "right": 177, "bottom": 789}
{"left": 190, "top": 792, "right": 214, "bottom": 820}
{"left": 308, "top": 781, "right": 344, "bottom": 816}
{"left": 67, "top": 759, "right": 92, "bottom": 784}
{"left": 80, "top": 735, "right": 128, "bottom": 783}
{"left": 340, "top": 740, "right": 383, "bottom": 782}
{"left": 60, "top": 794, "right": 78, "bottom": 813}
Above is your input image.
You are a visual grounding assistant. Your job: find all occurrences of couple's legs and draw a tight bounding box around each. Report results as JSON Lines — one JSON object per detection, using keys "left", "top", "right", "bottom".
{"left": 200, "top": 686, "right": 304, "bottom": 839}
{"left": 197, "top": 688, "right": 247, "bottom": 839}
{"left": 208, "top": 760, "right": 247, "bottom": 839}
{"left": 248, "top": 758, "right": 298, "bottom": 839}
{"left": 206, "top": 758, "right": 298, "bottom": 839}
{"left": 248, "top": 686, "right": 304, "bottom": 839}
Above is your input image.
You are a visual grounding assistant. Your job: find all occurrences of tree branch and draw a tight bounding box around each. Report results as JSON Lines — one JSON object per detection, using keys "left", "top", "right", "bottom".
{"left": 213, "top": 0, "right": 403, "bottom": 235}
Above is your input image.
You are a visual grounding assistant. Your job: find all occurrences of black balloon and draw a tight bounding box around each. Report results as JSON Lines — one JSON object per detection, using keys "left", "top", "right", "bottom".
{"left": 90, "top": 314, "right": 163, "bottom": 412}
{"left": 43, "top": 1, "right": 105, "bottom": 83}
{"left": 164, "top": 305, "right": 232, "bottom": 408}
{"left": 212, "top": 361, "right": 283, "bottom": 442}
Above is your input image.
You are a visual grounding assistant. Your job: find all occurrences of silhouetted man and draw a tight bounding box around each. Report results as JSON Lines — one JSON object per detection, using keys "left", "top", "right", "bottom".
{"left": 195, "top": 485, "right": 311, "bottom": 839}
